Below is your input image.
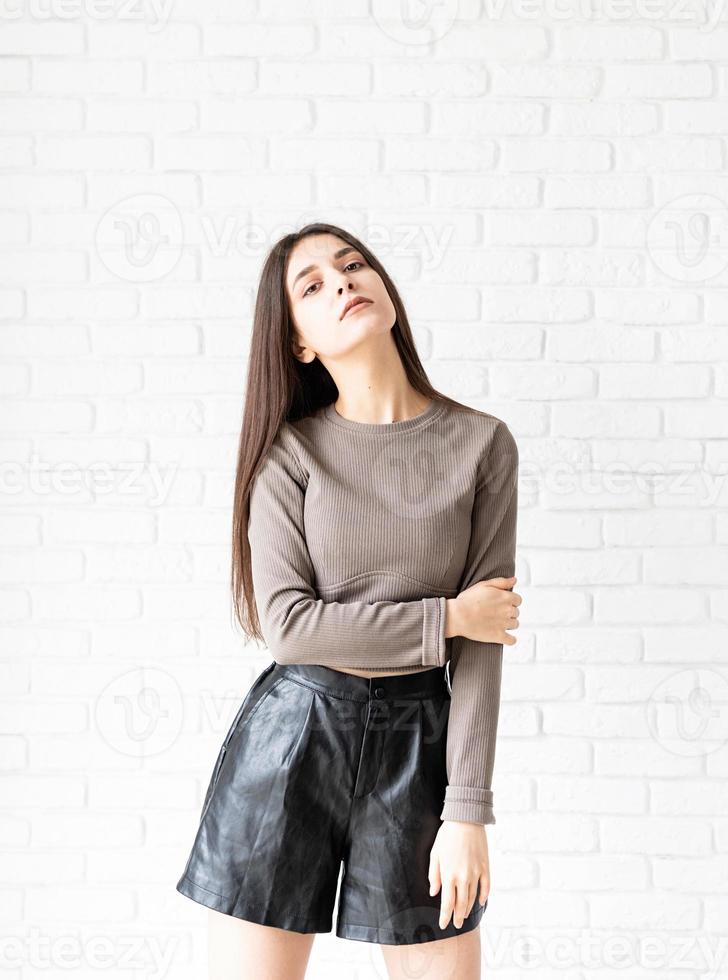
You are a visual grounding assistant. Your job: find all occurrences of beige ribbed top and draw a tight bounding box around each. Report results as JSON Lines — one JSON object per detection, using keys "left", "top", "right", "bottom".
{"left": 247, "top": 397, "right": 519, "bottom": 825}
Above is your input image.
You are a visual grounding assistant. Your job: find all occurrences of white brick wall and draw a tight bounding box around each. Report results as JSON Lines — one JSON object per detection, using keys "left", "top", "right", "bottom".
{"left": 2, "top": 4, "right": 727, "bottom": 978}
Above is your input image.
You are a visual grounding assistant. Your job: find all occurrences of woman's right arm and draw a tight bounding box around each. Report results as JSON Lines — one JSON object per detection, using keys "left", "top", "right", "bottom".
{"left": 247, "top": 427, "right": 449, "bottom": 670}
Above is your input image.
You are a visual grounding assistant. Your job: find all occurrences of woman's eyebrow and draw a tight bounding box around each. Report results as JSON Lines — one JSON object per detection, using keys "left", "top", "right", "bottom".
{"left": 291, "top": 246, "right": 358, "bottom": 288}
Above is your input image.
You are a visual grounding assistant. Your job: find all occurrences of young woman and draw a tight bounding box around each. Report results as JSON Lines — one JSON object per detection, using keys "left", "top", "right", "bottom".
{"left": 176, "top": 223, "right": 521, "bottom": 980}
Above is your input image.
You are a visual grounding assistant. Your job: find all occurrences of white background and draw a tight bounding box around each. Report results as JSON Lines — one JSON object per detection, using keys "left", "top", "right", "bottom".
{"left": 2, "top": 1, "right": 728, "bottom": 978}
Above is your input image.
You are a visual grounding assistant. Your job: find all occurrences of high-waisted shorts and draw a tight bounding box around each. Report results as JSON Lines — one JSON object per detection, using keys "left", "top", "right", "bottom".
{"left": 175, "top": 661, "right": 486, "bottom": 946}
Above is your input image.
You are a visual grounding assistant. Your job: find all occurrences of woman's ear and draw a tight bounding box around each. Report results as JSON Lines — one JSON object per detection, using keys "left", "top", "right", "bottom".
{"left": 291, "top": 339, "right": 316, "bottom": 364}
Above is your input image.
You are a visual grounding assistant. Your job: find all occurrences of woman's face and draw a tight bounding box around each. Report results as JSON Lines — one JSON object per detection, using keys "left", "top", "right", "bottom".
{"left": 285, "top": 233, "right": 397, "bottom": 363}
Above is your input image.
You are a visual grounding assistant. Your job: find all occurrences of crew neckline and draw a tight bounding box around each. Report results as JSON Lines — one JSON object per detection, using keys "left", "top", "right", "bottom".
{"left": 323, "top": 398, "right": 444, "bottom": 433}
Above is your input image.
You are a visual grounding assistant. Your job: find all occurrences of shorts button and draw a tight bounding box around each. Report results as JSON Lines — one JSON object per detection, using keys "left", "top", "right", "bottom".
{"left": 374, "top": 687, "right": 385, "bottom": 699}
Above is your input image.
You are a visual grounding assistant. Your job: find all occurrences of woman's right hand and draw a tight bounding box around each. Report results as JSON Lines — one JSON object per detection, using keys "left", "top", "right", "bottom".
{"left": 445, "top": 576, "right": 520, "bottom": 645}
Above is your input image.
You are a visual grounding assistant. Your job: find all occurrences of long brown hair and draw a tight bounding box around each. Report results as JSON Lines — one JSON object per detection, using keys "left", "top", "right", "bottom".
{"left": 231, "top": 221, "right": 473, "bottom": 643}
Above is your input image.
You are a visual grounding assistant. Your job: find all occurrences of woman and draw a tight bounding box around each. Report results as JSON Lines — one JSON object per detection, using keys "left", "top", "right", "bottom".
{"left": 176, "top": 223, "right": 521, "bottom": 980}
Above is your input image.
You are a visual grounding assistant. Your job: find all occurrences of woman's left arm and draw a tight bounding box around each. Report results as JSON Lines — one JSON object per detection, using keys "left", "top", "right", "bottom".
{"left": 440, "top": 418, "right": 519, "bottom": 827}
{"left": 429, "top": 418, "right": 519, "bottom": 929}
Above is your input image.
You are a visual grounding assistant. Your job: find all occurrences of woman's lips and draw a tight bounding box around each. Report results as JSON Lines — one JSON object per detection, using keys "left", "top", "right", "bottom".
{"left": 344, "top": 299, "right": 372, "bottom": 318}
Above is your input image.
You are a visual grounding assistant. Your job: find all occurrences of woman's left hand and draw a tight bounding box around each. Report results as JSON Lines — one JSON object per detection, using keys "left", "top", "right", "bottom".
{"left": 428, "top": 821, "right": 490, "bottom": 929}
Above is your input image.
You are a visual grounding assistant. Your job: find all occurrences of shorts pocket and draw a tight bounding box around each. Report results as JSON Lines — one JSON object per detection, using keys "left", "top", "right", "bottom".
{"left": 200, "top": 744, "right": 228, "bottom": 821}
{"left": 198, "top": 662, "right": 276, "bottom": 821}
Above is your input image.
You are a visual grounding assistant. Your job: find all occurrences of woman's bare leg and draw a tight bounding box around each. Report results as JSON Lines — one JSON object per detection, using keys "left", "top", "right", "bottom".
{"left": 208, "top": 908, "right": 316, "bottom": 980}
{"left": 381, "top": 926, "right": 481, "bottom": 980}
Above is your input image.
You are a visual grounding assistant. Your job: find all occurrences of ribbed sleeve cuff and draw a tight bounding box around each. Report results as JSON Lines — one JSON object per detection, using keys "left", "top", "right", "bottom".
{"left": 422, "top": 596, "right": 448, "bottom": 667}
{"left": 440, "top": 786, "right": 495, "bottom": 826}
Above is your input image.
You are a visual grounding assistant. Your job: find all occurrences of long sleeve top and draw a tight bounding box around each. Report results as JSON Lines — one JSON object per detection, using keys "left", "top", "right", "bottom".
{"left": 246, "top": 397, "right": 519, "bottom": 825}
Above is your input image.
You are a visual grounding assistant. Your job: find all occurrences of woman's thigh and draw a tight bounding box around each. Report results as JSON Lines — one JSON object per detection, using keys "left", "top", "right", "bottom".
{"left": 380, "top": 926, "right": 481, "bottom": 980}
{"left": 208, "top": 908, "right": 316, "bottom": 980}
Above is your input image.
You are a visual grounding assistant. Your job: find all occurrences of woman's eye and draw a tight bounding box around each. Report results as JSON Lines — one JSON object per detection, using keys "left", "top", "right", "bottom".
{"left": 302, "top": 261, "right": 364, "bottom": 297}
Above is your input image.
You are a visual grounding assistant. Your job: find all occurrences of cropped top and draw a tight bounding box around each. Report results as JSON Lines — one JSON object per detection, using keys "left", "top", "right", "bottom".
{"left": 246, "top": 396, "right": 519, "bottom": 825}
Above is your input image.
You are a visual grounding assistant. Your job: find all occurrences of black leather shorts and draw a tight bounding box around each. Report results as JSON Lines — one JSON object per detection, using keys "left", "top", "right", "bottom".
{"left": 175, "top": 661, "right": 486, "bottom": 945}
